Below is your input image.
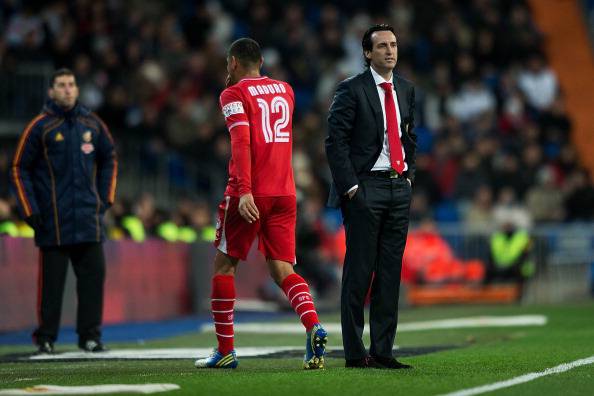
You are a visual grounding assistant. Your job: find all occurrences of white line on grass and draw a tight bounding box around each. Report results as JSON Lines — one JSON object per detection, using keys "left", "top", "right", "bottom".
{"left": 25, "top": 347, "right": 304, "bottom": 361}
{"left": 0, "top": 384, "right": 180, "bottom": 395}
{"left": 438, "top": 355, "right": 594, "bottom": 396}
{"left": 199, "top": 315, "right": 547, "bottom": 334}
{"left": 1, "top": 364, "right": 103, "bottom": 371}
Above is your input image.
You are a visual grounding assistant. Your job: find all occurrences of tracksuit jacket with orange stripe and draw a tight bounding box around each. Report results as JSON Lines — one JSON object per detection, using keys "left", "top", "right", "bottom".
{"left": 10, "top": 99, "right": 117, "bottom": 247}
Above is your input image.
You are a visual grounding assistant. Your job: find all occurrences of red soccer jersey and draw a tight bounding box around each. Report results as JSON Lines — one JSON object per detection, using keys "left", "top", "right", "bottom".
{"left": 219, "top": 76, "right": 296, "bottom": 197}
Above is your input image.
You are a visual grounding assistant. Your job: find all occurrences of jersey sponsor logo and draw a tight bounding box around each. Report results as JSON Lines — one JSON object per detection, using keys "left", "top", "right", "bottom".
{"left": 55, "top": 132, "right": 64, "bottom": 142}
{"left": 222, "top": 101, "right": 245, "bottom": 118}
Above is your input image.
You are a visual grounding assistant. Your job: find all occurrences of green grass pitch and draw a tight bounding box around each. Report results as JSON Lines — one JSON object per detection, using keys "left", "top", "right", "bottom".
{"left": 1, "top": 302, "right": 593, "bottom": 395}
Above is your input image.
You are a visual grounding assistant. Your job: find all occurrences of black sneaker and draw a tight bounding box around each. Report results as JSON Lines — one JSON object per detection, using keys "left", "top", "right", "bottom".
{"left": 79, "top": 340, "right": 108, "bottom": 352}
{"left": 37, "top": 341, "right": 54, "bottom": 354}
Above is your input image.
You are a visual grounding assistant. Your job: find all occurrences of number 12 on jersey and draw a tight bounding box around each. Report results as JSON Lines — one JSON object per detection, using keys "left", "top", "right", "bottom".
{"left": 257, "top": 96, "right": 290, "bottom": 143}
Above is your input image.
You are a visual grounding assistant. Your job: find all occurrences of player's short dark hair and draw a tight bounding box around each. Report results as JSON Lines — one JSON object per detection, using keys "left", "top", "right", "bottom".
{"left": 362, "top": 24, "right": 396, "bottom": 67}
{"left": 228, "top": 38, "right": 262, "bottom": 67}
{"left": 50, "top": 68, "right": 76, "bottom": 87}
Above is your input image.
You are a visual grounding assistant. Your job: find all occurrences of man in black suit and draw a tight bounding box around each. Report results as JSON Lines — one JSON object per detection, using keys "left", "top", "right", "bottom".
{"left": 326, "top": 24, "right": 416, "bottom": 369}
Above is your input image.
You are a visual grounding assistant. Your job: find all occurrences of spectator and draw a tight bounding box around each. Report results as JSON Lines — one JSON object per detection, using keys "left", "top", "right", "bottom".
{"left": 464, "top": 185, "right": 495, "bottom": 233}
{"left": 5, "top": 5, "right": 45, "bottom": 49}
{"left": 519, "top": 143, "right": 543, "bottom": 191}
{"left": 517, "top": 53, "right": 559, "bottom": 112}
{"left": 453, "top": 152, "right": 487, "bottom": 202}
{"left": 492, "top": 152, "right": 529, "bottom": 199}
{"left": 429, "top": 139, "right": 459, "bottom": 199}
{"left": 487, "top": 212, "right": 535, "bottom": 287}
{"left": 0, "top": 198, "right": 18, "bottom": 237}
{"left": 564, "top": 169, "right": 594, "bottom": 221}
{"left": 493, "top": 186, "right": 532, "bottom": 230}
{"left": 526, "top": 166, "right": 565, "bottom": 223}
{"left": 447, "top": 76, "right": 496, "bottom": 123}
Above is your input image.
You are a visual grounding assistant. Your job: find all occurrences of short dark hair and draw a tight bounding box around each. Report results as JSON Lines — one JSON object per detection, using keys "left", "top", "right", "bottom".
{"left": 228, "top": 38, "right": 262, "bottom": 67}
{"left": 361, "top": 24, "right": 396, "bottom": 67}
{"left": 50, "top": 68, "right": 76, "bottom": 87}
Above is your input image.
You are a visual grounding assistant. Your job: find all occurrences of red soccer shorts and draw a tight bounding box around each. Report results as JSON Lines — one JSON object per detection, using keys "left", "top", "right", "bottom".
{"left": 214, "top": 195, "right": 296, "bottom": 263}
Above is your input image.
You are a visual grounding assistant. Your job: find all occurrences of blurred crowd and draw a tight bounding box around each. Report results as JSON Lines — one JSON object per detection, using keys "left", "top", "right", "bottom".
{"left": 2, "top": 0, "right": 594, "bottom": 290}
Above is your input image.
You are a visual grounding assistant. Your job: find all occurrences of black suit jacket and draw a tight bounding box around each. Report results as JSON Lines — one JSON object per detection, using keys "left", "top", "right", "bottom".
{"left": 325, "top": 69, "right": 417, "bottom": 208}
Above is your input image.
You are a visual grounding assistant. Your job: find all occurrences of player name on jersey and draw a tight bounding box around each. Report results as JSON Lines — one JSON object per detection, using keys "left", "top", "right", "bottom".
{"left": 247, "top": 83, "right": 287, "bottom": 97}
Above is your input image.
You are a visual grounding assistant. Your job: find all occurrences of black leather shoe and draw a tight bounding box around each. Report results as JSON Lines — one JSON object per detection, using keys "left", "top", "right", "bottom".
{"left": 79, "top": 340, "right": 108, "bottom": 352}
{"left": 345, "top": 356, "right": 384, "bottom": 368}
{"left": 345, "top": 357, "right": 367, "bottom": 368}
{"left": 373, "top": 356, "right": 413, "bottom": 369}
{"left": 365, "top": 356, "right": 386, "bottom": 368}
{"left": 37, "top": 341, "right": 54, "bottom": 354}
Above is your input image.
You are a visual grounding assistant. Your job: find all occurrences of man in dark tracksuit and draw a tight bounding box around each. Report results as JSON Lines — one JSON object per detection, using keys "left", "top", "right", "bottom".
{"left": 10, "top": 68, "right": 117, "bottom": 354}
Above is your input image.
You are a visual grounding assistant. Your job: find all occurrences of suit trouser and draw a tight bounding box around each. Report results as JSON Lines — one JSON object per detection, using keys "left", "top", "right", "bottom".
{"left": 340, "top": 175, "right": 411, "bottom": 360}
{"left": 33, "top": 242, "right": 105, "bottom": 345}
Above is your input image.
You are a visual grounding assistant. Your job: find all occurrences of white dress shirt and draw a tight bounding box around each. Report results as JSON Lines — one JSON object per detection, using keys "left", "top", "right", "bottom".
{"left": 370, "top": 66, "right": 407, "bottom": 172}
{"left": 346, "top": 66, "right": 408, "bottom": 196}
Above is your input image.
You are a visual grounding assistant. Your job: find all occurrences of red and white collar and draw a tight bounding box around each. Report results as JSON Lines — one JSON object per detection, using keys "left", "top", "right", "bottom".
{"left": 239, "top": 76, "right": 268, "bottom": 82}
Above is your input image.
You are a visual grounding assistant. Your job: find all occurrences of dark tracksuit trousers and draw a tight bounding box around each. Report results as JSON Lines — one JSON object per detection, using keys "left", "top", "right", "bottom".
{"left": 33, "top": 242, "right": 105, "bottom": 345}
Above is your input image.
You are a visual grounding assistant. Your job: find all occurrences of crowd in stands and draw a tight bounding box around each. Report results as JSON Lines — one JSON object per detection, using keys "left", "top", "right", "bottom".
{"left": 3, "top": 0, "right": 594, "bottom": 290}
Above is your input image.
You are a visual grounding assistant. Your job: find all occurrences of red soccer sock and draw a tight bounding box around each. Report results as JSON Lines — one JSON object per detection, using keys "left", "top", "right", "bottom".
{"left": 281, "top": 273, "right": 319, "bottom": 332}
{"left": 211, "top": 274, "right": 235, "bottom": 355}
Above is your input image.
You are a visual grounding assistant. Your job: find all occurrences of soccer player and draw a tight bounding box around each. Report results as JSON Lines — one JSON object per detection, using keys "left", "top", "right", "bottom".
{"left": 194, "top": 38, "right": 328, "bottom": 370}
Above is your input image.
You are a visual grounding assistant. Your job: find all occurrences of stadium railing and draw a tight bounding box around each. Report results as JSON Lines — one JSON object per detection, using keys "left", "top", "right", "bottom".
{"left": 436, "top": 224, "right": 594, "bottom": 304}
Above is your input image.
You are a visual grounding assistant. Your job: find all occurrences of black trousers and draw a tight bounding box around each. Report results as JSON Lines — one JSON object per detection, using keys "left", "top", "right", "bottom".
{"left": 340, "top": 175, "right": 411, "bottom": 360}
{"left": 33, "top": 242, "right": 105, "bottom": 345}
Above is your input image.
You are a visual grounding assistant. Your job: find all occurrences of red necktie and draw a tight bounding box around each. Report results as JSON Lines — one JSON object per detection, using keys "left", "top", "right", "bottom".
{"left": 380, "top": 82, "right": 405, "bottom": 174}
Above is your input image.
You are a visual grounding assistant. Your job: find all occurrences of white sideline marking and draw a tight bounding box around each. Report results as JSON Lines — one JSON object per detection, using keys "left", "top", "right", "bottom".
{"left": 199, "top": 315, "right": 547, "bottom": 334}
{"left": 0, "top": 383, "right": 179, "bottom": 395}
{"left": 234, "top": 299, "right": 280, "bottom": 311}
{"left": 25, "top": 347, "right": 303, "bottom": 361}
{"left": 438, "top": 355, "right": 594, "bottom": 396}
